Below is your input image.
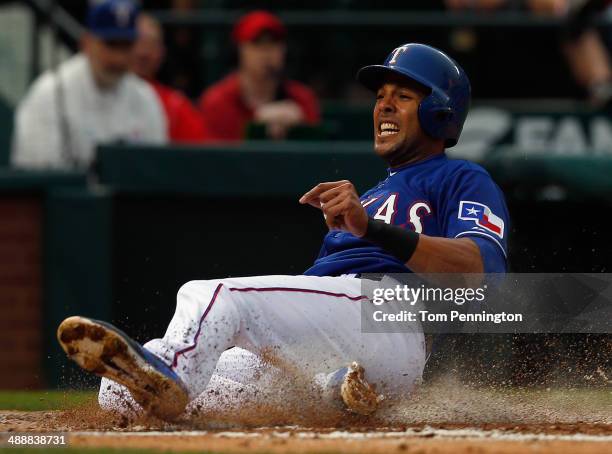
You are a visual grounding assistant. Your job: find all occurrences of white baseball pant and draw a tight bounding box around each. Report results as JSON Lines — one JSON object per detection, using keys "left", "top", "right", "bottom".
{"left": 99, "top": 275, "right": 426, "bottom": 413}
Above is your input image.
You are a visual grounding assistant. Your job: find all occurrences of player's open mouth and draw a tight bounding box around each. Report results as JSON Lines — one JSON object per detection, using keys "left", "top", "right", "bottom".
{"left": 379, "top": 122, "right": 400, "bottom": 137}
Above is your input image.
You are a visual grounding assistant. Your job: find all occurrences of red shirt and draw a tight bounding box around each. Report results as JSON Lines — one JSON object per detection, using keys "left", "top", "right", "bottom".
{"left": 198, "top": 73, "right": 320, "bottom": 141}
{"left": 150, "top": 81, "right": 208, "bottom": 143}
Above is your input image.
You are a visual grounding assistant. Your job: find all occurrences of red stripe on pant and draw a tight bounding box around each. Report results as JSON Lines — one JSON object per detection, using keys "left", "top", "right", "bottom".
{"left": 171, "top": 284, "right": 367, "bottom": 369}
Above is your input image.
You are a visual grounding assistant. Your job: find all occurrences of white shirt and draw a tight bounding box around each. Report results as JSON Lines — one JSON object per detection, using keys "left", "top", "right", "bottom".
{"left": 11, "top": 54, "right": 167, "bottom": 169}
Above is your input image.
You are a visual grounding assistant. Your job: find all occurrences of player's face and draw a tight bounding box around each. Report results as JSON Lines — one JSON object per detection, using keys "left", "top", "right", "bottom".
{"left": 373, "top": 76, "right": 431, "bottom": 166}
{"left": 239, "top": 34, "right": 286, "bottom": 81}
{"left": 84, "top": 34, "right": 134, "bottom": 88}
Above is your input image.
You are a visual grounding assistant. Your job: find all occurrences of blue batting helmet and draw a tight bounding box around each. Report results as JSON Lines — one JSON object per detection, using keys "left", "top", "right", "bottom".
{"left": 357, "top": 43, "right": 471, "bottom": 148}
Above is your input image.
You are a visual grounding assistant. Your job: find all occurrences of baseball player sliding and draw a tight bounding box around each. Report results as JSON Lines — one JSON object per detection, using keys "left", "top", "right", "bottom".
{"left": 58, "top": 44, "right": 509, "bottom": 420}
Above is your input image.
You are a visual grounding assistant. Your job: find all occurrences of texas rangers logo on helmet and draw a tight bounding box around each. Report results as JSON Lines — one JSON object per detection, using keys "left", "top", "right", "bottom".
{"left": 388, "top": 45, "right": 409, "bottom": 65}
{"left": 458, "top": 201, "right": 504, "bottom": 238}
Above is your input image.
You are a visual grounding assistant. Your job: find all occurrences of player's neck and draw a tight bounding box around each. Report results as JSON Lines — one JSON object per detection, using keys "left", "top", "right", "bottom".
{"left": 387, "top": 147, "right": 444, "bottom": 169}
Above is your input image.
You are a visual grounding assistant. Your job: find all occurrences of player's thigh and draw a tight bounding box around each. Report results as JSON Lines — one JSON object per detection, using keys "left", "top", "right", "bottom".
{"left": 217, "top": 274, "right": 364, "bottom": 364}
{"left": 215, "top": 274, "right": 425, "bottom": 393}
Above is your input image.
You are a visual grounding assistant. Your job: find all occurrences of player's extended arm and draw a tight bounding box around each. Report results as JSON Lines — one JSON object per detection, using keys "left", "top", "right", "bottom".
{"left": 402, "top": 234, "right": 482, "bottom": 273}
{"left": 299, "top": 180, "right": 483, "bottom": 274}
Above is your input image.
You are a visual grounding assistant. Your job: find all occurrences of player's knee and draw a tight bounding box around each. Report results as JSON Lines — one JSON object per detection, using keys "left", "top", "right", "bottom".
{"left": 178, "top": 280, "right": 197, "bottom": 294}
{"left": 176, "top": 280, "right": 206, "bottom": 307}
{"left": 177, "top": 279, "right": 230, "bottom": 308}
{"left": 176, "top": 279, "right": 242, "bottom": 322}
{"left": 177, "top": 279, "right": 221, "bottom": 298}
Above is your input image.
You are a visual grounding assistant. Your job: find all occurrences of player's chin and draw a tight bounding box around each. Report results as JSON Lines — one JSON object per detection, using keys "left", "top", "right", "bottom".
{"left": 374, "top": 136, "right": 401, "bottom": 158}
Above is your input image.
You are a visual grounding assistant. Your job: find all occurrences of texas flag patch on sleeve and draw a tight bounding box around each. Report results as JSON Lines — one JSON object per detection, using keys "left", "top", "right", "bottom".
{"left": 458, "top": 201, "right": 505, "bottom": 238}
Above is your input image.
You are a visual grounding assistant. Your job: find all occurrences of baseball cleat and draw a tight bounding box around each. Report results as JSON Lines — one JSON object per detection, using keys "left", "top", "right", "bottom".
{"left": 57, "top": 316, "right": 188, "bottom": 420}
{"left": 325, "top": 362, "right": 383, "bottom": 416}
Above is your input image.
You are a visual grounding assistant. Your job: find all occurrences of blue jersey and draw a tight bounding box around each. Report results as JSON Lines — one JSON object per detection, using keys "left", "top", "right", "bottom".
{"left": 304, "top": 154, "right": 509, "bottom": 276}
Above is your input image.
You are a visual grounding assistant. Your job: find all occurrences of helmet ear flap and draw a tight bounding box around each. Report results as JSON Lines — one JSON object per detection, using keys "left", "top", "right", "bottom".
{"left": 417, "top": 93, "right": 454, "bottom": 141}
{"left": 434, "top": 109, "right": 453, "bottom": 122}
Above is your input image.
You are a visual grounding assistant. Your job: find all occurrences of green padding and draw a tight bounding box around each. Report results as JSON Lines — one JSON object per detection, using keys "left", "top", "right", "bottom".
{"left": 322, "top": 103, "right": 373, "bottom": 140}
{"left": 98, "top": 143, "right": 612, "bottom": 200}
{"left": 245, "top": 122, "right": 331, "bottom": 140}
{"left": 0, "top": 170, "right": 88, "bottom": 387}
{"left": 485, "top": 152, "right": 612, "bottom": 199}
{"left": 44, "top": 187, "right": 113, "bottom": 388}
{"left": 0, "top": 169, "right": 86, "bottom": 191}
{"left": 97, "top": 142, "right": 385, "bottom": 195}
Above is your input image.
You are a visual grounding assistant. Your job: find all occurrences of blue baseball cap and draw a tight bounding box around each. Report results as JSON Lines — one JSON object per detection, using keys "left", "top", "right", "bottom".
{"left": 86, "top": 0, "right": 140, "bottom": 41}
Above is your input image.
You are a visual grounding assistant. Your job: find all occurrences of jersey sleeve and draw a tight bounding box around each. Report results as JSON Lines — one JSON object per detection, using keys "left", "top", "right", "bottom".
{"left": 439, "top": 167, "right": 509, "bottom": 273}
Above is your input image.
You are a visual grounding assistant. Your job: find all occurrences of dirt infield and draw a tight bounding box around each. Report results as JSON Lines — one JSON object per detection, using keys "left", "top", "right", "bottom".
{"left": 1, "top": 378, "right": 610, "bottom": 453}
{"left": 68, "top": 427, "right": 612, "bottom": 454}
{"left": 1, "top": 412, "right": 611, "bottom": 454}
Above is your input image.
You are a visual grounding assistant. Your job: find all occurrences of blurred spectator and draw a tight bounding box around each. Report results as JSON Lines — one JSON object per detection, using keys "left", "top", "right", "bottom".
{"left": 445, "top": 0, "right": 612, "bottom": 105}
{"left": 198, "top": 11, "right": 320, "bottom": 141}
{"left": 132, "top": 14, "right": 207, "bottom": 143}
{"left": 562, "top": 0, "right": 612, "bottom": 106}
{"left": 142, "top": 0, "right": 203, "bottom": 98}
{"left": 12, "top": 0, "right": 166, "bottom": 170}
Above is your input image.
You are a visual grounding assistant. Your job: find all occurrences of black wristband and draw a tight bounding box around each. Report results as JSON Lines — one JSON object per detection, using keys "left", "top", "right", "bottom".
{"left": 363, "top": 218, "right": 419, "bottom": 263}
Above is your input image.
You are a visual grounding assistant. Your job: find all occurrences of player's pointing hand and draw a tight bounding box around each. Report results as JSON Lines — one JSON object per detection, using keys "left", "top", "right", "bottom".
{"left": 300, "top": 181, "right": 369, "bottom": 237}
